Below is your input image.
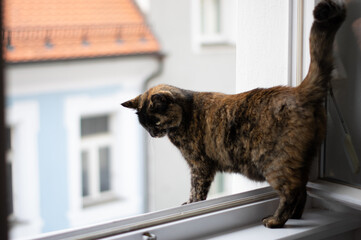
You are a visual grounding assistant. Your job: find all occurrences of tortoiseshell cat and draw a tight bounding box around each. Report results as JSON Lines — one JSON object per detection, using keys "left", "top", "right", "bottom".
{"left": 122, "top": 0, "right": 346, "bottom": 228}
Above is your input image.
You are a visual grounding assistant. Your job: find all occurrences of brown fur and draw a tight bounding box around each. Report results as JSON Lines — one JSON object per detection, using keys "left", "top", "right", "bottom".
{"left": 122, "top": 0, "right": 346, "bottom": 228}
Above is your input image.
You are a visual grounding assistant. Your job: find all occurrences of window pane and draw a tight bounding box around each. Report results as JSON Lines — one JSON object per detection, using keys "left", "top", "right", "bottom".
{"left": 201, "top": 0, "right": 221, "bottom": 35}
{"left": 81, "top": 151, "right": 90, "bottom": 197}
{"left": 81, "top": 115, "right": 109, "bottom": 137}
{"left": 324, "top": 2, "right": 361, "bottom": 187}
{"left": 215, "top": 0, "right": 221, "bottom": 33}
{"left": 99, "top": 147, "right": 111, "bottom": 192}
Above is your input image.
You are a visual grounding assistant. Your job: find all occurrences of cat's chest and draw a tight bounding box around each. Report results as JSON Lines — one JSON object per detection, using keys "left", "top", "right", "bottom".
{"left": 167, "top": 132, "right": 206, "bottom": 161}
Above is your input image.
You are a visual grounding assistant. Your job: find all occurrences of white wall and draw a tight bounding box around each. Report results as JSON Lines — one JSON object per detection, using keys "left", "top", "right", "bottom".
{"left": 236, "top": 0, "right": 292, "bottom": 92}
{"left": 6, "top": 56, "right": 159, "bottom": 97}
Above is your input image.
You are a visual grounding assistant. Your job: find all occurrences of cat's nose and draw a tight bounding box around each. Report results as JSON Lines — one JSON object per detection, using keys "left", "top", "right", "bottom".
{"left": 149, "top": 130, "right": 157, "bottom": 137}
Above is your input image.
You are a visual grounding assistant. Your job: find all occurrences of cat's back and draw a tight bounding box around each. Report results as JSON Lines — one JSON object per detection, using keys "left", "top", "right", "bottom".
{"left": 199, "top": 86, "right": 323, "bottom": 158}
{"left": 231, "top": 86, "right": 325, "bottom": 161}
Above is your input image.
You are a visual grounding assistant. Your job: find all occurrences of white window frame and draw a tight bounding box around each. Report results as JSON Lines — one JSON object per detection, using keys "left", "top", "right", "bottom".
{"left": 65, "top": 91, "right": 145, "bottom": 228}
{"left": 6, "top": 101, "right": 42, "bottom": 239}
{"left": 80, "top": 119, "right": 115, "bottom": 207}
{"left": 31, "top": 1, "right": 361, "bottom": 239}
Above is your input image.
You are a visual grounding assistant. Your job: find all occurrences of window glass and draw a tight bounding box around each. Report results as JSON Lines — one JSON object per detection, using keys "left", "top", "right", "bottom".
{"left": 201, "top": 0, "right": 221, "bottom": 36}
{"left": 81, "top": 115, "right": 109, "bottom": 137}
{"left": 99, "top": 146, "right": 111, "bottom": 193}
{"left": 323, "top": 0, "right": 361, "bottom": 187}
{"left": 81, "top": 151, "right": 90, "bottom": 197}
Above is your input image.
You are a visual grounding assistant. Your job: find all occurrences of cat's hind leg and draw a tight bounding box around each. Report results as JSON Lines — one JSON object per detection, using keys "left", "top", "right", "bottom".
{"left": 263, "top": 169, "right": 308, "bottom": 228}
{"left": 262, "top": 193, "right": 300, "bottom": 228}
{"left": 291, "top": 187, "right": 307, "bottom": 219}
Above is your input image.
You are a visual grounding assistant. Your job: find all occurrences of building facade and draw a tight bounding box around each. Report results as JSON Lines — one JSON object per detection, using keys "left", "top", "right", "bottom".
{"left": 4, "top": 0, "right": 161, "bottom": 238}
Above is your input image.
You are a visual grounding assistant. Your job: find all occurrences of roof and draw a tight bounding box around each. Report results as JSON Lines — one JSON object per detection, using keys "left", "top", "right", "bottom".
{"left": 3, "top": 0, "right": 160, "bottom": 63}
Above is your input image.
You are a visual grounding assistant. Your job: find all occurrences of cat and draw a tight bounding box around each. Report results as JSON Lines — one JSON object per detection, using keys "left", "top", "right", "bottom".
{"left": 122, "top": 0, "right": 346, "bottom": 228}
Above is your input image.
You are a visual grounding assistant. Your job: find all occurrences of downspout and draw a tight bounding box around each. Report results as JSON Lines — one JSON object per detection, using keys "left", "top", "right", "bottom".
{"left": 141, "top": 53, "right": 165, "bottom": 213}
{"left": 143, "top": 53, "right": 165, "bottom": 91}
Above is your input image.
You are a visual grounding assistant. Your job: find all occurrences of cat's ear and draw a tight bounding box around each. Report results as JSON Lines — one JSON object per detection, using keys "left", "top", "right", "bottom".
{"left": 151, "top": 91, "right": 174, "bottom": 104}
{"left": 121, "top": 95, "right": 140, "bottom": 109}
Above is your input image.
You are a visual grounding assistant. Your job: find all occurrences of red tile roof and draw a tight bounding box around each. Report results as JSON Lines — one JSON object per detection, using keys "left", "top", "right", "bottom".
{"left": 3, "top": 0, "right": 160, "bottom": 63}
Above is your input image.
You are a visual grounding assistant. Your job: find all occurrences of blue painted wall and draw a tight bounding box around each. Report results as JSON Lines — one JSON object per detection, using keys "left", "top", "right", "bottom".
{"left": 7, "top": 85, "right": 122, "bottom": 233}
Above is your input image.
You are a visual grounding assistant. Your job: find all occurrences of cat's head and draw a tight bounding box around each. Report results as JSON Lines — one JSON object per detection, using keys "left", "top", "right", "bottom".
{"left": 122, "top": 85, "right": 183, "bottom": 138}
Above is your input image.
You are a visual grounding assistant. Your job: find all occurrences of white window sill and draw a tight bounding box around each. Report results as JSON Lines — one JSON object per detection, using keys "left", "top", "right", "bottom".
{"left": 192, "top": 36, "right": 235, "bottom": 54}
{"left": 307, "top": 180, "right": 361, "bottom": 211}
{"left": 31, "top": 183, "right": 361, "bottom": 240}
{"left": 200, "top": 38, "right": 235, "bottom": 47}
{"left": 201, "top": 209, "right": 361, "bottom": 240}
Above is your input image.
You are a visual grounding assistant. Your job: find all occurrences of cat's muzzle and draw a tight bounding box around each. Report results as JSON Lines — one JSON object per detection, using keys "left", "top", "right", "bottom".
{"left": 149, "top": 128, "right": 167, "bottom": 138}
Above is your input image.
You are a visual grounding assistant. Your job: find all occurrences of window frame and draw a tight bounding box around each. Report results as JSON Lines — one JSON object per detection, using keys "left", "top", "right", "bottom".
{"left": 298, "top": 0, "right": 361, "bottom": 193}
{"left": 29, "top": 187, "right": 280, "bottom": 240}
{"left": 3, "top": 0, "right": 361, "bottom": 239}
{"left": 81, "top": 131, "right": 115, "bottom": 207}
{"left": 0, "top": 1, "right": 7, "bottom": 236}
{"left": 26, "top": 184, "right": 361, "bottom": 239}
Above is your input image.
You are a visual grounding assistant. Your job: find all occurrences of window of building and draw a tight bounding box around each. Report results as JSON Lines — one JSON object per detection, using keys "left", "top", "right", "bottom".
{"left": 80, "top": 115, "right": 115, "bottom": 207}
{"left": 192, "top": 0, "right": 237, "bottom": 51}
{"left": 200, "top": 0, "right": 221, "bottom": 38}
{"left": 65, "top": 93, "right": 144, "bottom": 230}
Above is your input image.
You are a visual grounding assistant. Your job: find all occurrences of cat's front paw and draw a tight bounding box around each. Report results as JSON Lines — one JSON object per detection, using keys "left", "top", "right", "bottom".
{"left": 262, "top": 216, "right": 285, "bottom": 228}
{"left": 182, "top": 197, "right": 199, "bottom": 205}
{"left": 182, "top": 200, "right": 193, "bottom": 205}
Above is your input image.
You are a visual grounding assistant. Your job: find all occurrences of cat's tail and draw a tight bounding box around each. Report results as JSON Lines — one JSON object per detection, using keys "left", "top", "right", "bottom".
{"left": 298, "top": 0, "right": 346, "bottom": 104}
